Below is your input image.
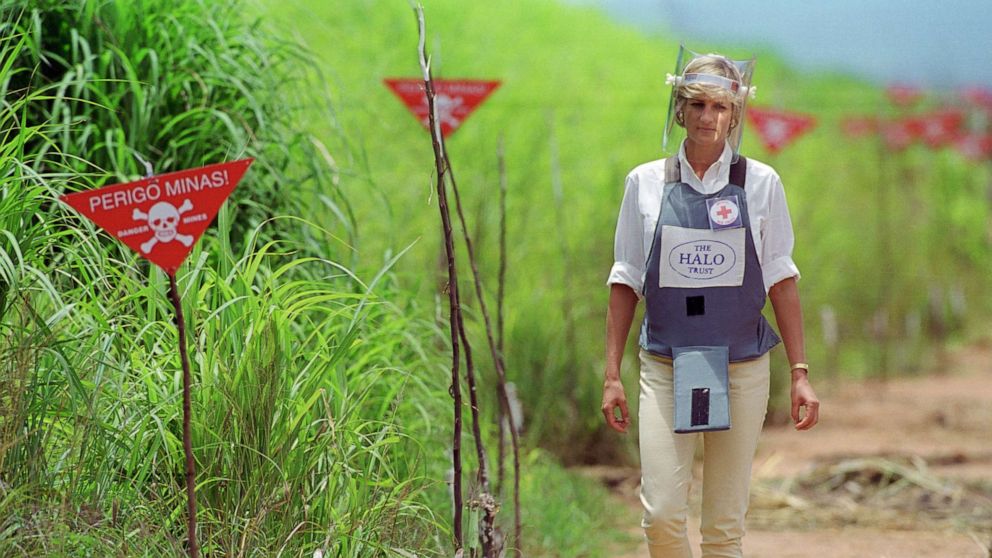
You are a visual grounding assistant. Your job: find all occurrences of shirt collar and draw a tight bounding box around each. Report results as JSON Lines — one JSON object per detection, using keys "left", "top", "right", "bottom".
{"left": 677, "top": 141, "right": 733, "bottom": 195}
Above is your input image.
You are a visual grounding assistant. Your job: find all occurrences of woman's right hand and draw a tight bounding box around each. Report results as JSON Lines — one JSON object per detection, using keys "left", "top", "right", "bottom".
{"left": 601, "top": 379, "right": 630, "bottom": 433}
{"left": 603, "top": 284, "right": 638, "bottom": 434}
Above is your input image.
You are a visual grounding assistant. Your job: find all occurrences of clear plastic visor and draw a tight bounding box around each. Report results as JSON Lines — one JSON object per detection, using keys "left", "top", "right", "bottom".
{"left": 662, "top": 45, "right": 756, "bottom": 164}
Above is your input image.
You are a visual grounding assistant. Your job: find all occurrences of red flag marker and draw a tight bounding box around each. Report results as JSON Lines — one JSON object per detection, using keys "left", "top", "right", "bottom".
{"left": 746, "top": 107, "right": 817, "bottom": 154}
{"left": 880, "top": 118, "right": 923, "bottom": 151}
{"left": 60, "top": 159, "right": 253, "bottom": 274}
{"left": 960, "top": 86, "right": 992, "bottom": 113}
{"left": 384, "top": 78, "right": 501, "bottom": 138}
{"left": 886, "top": 84, "right": 923, "bottom": 108}
{"left": 917, "top": 109, "right": 965, "bottom": 148}
{"left": 952, "top": 133, "right": 992, "bottom": 162}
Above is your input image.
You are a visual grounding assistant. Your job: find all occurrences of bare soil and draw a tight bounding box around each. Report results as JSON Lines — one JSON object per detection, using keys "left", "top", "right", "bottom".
{"left": 593, "top": 341, "right": 992, "bottom": 558}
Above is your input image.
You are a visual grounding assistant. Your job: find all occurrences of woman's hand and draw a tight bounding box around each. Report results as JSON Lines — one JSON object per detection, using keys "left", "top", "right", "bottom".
{"left": 790, "top": 371, "right": 819, "bottom": 430}
{"left": 768, "top": 278, "right": 818, "bottom": 430}
{"left": 601, "top": 379, "right": 630, "bottom": 433}
{"left": 603, "top": 284, "right": 638, "bottom": 434}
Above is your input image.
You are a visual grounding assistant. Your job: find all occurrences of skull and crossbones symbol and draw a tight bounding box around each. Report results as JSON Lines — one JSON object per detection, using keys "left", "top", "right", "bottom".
{"left": 436, "top": 95, "right": 464, "bottom": 128}
{"left": 421, "top": 94, "right": 464, "bottom": 129}
{"left": 132, "top": 200, "right": 194, "bottom": 253}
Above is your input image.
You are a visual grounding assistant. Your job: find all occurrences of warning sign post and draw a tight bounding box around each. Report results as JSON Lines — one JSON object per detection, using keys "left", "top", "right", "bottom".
{"left": 60, "top": 158, "right": 253, "bottom": 558}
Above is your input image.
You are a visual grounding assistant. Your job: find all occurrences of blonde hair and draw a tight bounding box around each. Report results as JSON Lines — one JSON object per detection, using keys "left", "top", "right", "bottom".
{"left": 674, "top": 55, "right": 746, "bottom": 129}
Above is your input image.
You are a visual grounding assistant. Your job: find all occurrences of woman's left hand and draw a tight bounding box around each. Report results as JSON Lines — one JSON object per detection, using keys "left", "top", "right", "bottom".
{"left": 790, "top": 372, "right": 819, "bottom": 430}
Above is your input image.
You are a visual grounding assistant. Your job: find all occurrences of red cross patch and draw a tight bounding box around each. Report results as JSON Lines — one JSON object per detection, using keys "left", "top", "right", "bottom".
{"left": 707, "top": 195, "right": 742, "bottom": 230}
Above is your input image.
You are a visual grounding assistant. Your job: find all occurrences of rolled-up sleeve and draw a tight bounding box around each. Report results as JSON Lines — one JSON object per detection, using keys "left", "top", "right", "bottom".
{"left": 760, "top": 173, "right": 801, "bottom": 292}
{"left": 607, "top": 174, "right": 646, "bottom": 296}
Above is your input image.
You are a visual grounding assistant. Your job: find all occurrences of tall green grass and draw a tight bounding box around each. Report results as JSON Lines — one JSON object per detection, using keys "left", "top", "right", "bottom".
{"left": 0, "top": 2, "right": 453, "bottom": 555}
{"left": 6, "top": 0, "right": 354, "bottom": 248}
{"left": 2, "top": 1, "right": 627, "bottom": 555}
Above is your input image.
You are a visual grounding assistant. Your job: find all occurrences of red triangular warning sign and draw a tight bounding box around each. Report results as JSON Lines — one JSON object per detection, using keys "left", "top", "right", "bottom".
{"left": 917, "top": 109, "right": 965, "bottom": 148}
{"left": 384, "top": 78, "right": 501, "bottom": 138}
{"left": 961, "top": 86, "right": 992, "bottom": 113}
{"left": 746, "top": 107, "right": 817, "bottom": 154}
{"left": 60, "top": 158, "right": 253, "bottom": 274}
{"left": 952, "top": 133, "right": 992, "bottom": 162}
{"left": 885, "top": 84, "right": 924, "bottom": 108}
{"left": 880, "top": 117, "right": 923, "bottom": 151}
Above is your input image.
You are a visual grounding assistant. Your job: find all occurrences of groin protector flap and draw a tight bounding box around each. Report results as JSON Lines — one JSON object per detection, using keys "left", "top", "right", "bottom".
{"left": 673, "top": 346, "right": 731, "bottom": 433}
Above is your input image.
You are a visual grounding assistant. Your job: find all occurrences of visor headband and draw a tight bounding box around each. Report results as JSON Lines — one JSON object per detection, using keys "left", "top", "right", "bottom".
{"left": 684, "top": 73, "right": 739, "bottom": 93}
{"left": 666, "top": 72, "right": 757, "bottom": 99}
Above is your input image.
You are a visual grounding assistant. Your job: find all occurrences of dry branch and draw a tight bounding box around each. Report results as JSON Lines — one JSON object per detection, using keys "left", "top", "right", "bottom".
{"left": 414, "top": 6, "right": 509, "bottom": 556}
{"left": 496, "top": 135, "right": 508, "bottom": 496}
{"left": 444, "top": 132, "right": 521, "bottom": 558}
{"left": 415, "top": 6, "right": 464, "bottom": 549}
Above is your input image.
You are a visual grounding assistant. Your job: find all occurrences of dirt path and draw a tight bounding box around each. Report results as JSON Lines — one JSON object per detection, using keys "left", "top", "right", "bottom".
{"left": 596, "top": 341, "right": 992, "bottom": 558}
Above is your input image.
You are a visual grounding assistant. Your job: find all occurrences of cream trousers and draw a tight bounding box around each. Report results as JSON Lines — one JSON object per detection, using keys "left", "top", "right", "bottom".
{"left": 638, "top": 349, "right": 770, "bottom": 558}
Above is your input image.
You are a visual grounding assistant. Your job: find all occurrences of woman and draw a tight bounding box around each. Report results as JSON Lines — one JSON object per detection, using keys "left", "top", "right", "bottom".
{"left": 601, "top": 50, "right": 819, "bottom": 558}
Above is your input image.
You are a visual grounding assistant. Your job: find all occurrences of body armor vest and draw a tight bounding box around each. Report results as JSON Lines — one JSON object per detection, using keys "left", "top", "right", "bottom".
{"left": 640, "top": 156, "right": 780, "bottom": 362}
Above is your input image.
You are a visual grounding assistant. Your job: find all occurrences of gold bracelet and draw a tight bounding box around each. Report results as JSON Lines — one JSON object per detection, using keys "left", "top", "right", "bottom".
{"left": 791, "top": 362, "right": 810, "bottom": 372}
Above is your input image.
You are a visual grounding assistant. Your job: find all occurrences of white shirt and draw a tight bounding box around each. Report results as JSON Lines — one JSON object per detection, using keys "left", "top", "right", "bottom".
{"left": 607, "top": 142, "right": 800, "bottom": 295}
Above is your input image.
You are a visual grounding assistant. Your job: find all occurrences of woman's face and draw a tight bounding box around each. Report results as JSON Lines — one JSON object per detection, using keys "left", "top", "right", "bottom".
{"left": 682, "top": 94, "right": 734, "bottom": 150}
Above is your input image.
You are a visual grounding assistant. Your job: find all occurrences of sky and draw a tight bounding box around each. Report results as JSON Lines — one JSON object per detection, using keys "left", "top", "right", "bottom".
{"left": 566, "top": 0, "right": 992, "bottom": 90}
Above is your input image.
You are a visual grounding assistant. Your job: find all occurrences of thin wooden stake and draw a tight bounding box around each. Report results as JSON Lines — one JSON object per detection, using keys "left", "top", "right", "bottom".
{"left": 416, "top": 7, "right": 515, "bottom": 556}
{"left": 496, "top": 134, "right": 507, "bottom": 496}
{"left": 415, "top": 6, "right": 520, "bottom": 555}
{"left": 445, "top": 151, "right": 520, "bottom": 557}
{"left": 415, "top": 6, "right": 463, "bottom": 550}
{"left": 167, "top": 272, "right": 199, "bottom": 558}
{"left": 444, "top": 158, "right": 512, "bottom": 556}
